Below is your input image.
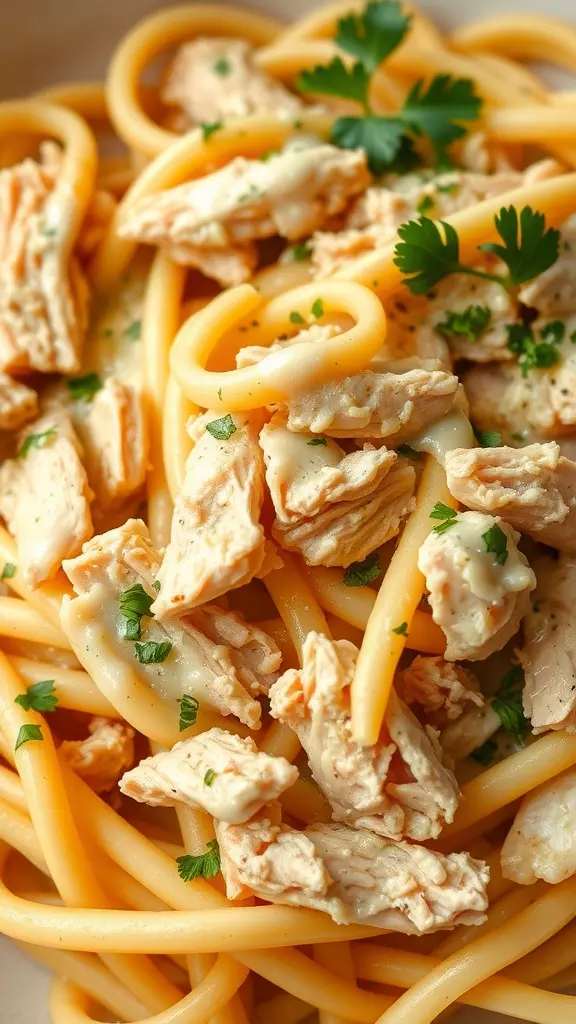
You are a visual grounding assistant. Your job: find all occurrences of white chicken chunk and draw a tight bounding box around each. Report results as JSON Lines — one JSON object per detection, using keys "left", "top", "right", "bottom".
{"left": 413, "top": 273, "right": 517, "bottom": 363}
{"left": 120, "top": 727, "right": 298, "bottom": 823}
{"left": 0, "top": 374, "right": 38, "bottom": 430}
{"left": 445, "top": 443, "right": 576, "bottom": 553}
{"left": 519, "top": 552, "right": 576, "bottom": 734}
{"left": 59, "top": 717, "right": 134, "bottom": 794}
{"left": 501, "top": 767, "right": 576, "bottom": 885}
{"left": 61, "top": 519, "right": 281, "bottom": 730}
{"left": 119, "top": 139, "right": 370, "bottom": 287}
{"left": 235, "top": 322, "right": 341, "bottom": 370}
{"left": 216, "top": 812, "right": 489, "bottom": 933}
{"left": 0, "top": 143, "right": 89, "bottom": 374}
{"left": 269, "top": 633, "right": 460, "bottom": 841}
{"left": 418, "top": 511, "right": 536, "bottom": 661}
{"left": 272, "top": 457, "right": 415, "bottom": 567}
{"left": 396, "top": 656, "right": 483, "bottom": 725}
{"left": 153, "top": 411, "right": 266, "bottom": 618}
{"left": 285, "top": 368, "right": 458, "bottom": 440}
{"left": 519, "top": 215, "right": 576, "bottom": 316}
{"left": 0, "top": 405, "right": 93, "bottom": 587}
{"left": 161, "top": 38, "right": 308, "bottom": 130}
{"left": 311, "top": 158, "right": 561, "bottom": 278}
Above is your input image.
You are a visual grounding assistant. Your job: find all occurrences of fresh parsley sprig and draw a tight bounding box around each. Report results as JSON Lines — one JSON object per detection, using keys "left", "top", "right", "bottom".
{"left": 119, "top": 583, "right": 155, "bottom": 641}
{"left": 343, "top": 552, "right": 381, "bottom": 587}
{"left": 177, "top": 840, "right": 221, "bottom": 881}
{"left": 394, "top": 205, "right": 560, "bottom": 296}
{"left": 491, "top": 666, "right": 529, "bottom": 745}
{"left": 15, "top": 680, "right": 57, "bottom": 714}
{"left": 429, "top": 502, "right": 458, "bottom": 535}
{"left": 297, "top": 1, "right": 481, "bottom": 173}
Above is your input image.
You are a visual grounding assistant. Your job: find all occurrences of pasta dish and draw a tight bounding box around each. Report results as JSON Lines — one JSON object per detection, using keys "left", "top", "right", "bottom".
{"left": 1, "top": 3, "right": 576, "bottom": 1023}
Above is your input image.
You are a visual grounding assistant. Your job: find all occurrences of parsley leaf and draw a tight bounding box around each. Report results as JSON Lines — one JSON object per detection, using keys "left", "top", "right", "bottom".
{"left": 15, "top": 680, "right": 57, "bottom": 714}
{"left": 291, "top": 242, "right": 313, "bottom": 262}
{"left": 206, "top": 415, "right": 236, "bottom": 440}
{"left": 152, "top": 580, "right": 161, "bottom": 592}
{"left": 299, "top": 57, "right": 371, "bottom": 108}
{"left": 119, "top": 583, "right": 154, "bottom": 641}
{"left": 289, "top": 311, "right": 305, "bottom": 324}
{"left": 436, "top": 304, "right": 491, "bottom": 342}
{"left": 471, "top": 739, "right": 497, "bottom": 765}
{"left": 307, "top": 437, "right": 328, "bottom": 446}
{"left": 15, "top": 724, "right": 43, "bottom": 751}
{"left": 177, "top": 694, "right": 199, "bottom": 731}
{"left": 401, "top": 75, "right": 482, "bottom": 168}
{"left": 481, "top": 523, "right": 508, "bottom": 565}
{"left": 479, "top": 206, "right": 560, "bottom": 286}
{"left": 1, "top": 563, "right": 16, "bottom": 580}
{"left": 204, "top": 769, "right": 217, "bottom": 787}
{"left": 200, "top": 121, "right": 222, "bottom": 140}
{"left": 505, "top": 323, "right": 560, "bottom": 377}
{"left": 67, "top": 373, "right": 103, "bottom": 401}
{"left": 394, "top": 217, "right": 463, "bottom": 294}
{"left": 134, "top": 641, "right": 173, "bottom": 664}
{"left": 392, "top": 621, "right": 408, "bottom": 636}
{"left": 335, "top": 0, "right": 411, "bottom": 72}
{"left": 343, "top": 553, "right": 381, "bottom": 587}
{"left": 124, "top": 320, "right": 141, "bottom": 341}
{"left": 332, "top": 114, "right": 407, "bottom": 174}
{"left": 18, "top": 428, "right": 57, "bottom": 459}
{"left": 540, "top": 320, "right": 565, "bottom": 345}
{"left": 417, "top": 195, "right": 434, "bottom": 216}
{"left": 177, "top": 840, "right": 221, "bottom": 881}
{"left": 475, "top": 429, "right": 503, "bottom": 448}
{"left": 492, "top": 666, "right": 529, "bottom": 744}
{"left": 311, "top": 298, "right": 324, "bottom": 318}
{"left": 213, "top": 57, "right": 231, "bottom": 77}
{"left": 430, "top": 502, "right": 458, "bottom": 534}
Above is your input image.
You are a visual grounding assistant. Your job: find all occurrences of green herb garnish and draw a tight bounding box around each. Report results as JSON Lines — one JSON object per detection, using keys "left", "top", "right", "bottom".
{"left": 177, "top": 840, "right": 221, "bottom": 881}
{"left": 18, "top": 428, "right": 57, "bottom": 459}
{"left": 177, "top": 694, "right": 199, "bottom": 732}
{"left": 67, "top": 373, "right": 103, "bottom": 401}
{"left": 134, "top": 641, "right": 173, "bottom": 664}
{"left": 436, "top": 305, "right": 491, "bottom": 342}
{"left": 15, "top": 724, "right": 43, "bottom": 751}
{"left": 206, "top": 415, "right": 236, "bottom": 441}
{"left": 15, "top": 680, "right": 57, "bottom": 713}
{"left": 1, "top": 563, "right": 16, "bottom": 580}
{"left": 481, "top": 523, "right": 508, "bottom": 565}
{"left": 430, "top": 502, "right": 458, "bottom": 535}
{"left": 343, "top": 553, "right": 381, "bottom": 587}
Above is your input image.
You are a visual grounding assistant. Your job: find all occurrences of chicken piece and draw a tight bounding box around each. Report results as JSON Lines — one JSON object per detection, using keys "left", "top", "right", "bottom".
{"left": 311, "top": 158, "right": 561, "bottom": 278}
{"left": 118, "top": 139, "right": 370, "bottom": 287}
{"left": 152, "top": 411, "right": 266, "bottom": 618}
{"left": 413, "top": 273, "right": 517, "bottom": 363}
{"left": 463, "top": 321, "right": 576, "bottom": 443}
{"left": 269, "top": 633, "right": 460, "bottom": 840}
{"left": 445, "top": 442, "right": 576, "bottom": 553}
{"left": 0, "top": 405, "right": 93, "bottom": 587}
{"left": 161, "top": 38, "right": 308, "bottom": 130}
{"left": 216, "top": 814, "right": 489, "bottom": 933}
{"left": 235, "top": 322, "right": 341, "bottom": 369}
{"left": 0, "top": 143, "right": 89, "bottom": 374}
{"left": 519, "top": 215, "right": 576, "bottom": 316}
{"left": 59, "top": 716, "right": 134, "bottom": 794}
{"left": 72, "top": 377, "right": 148, "bottom": 509}
{"left": 0, "top": 374, "right": 38, "bottom": 430}
{"left": 396, "top": 656, "right": 483, "bottom": 725}
{"left": 501, "top": 767, "right": 576, "bottom": 885}
{"left": 418, "top": 511, "right": 535, "bottom": 661}
{"left": 120, "top": 727, "right": 298, "bottom": 823}
{"left": 285, "top": 368, "right": 458, "bottom": 440}
{"left": 61, "top": 519, "right": 281, "bottom": 730}
{"left": 519, "top": 552, "right": 576, "bottom": 734}
{"left": 272, "top": 458, "right": 415, "bottom": 567}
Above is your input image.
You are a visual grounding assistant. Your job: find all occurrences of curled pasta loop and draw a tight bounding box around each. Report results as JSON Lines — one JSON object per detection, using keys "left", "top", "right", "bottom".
{"left": 106, "top": 4, "right": 283, "bottom": 156}
{"left": 170, "top": 280, "right": 386, "bottom": 411}
{"left": 36, "top": 82, "right": 110, "bottom": 123}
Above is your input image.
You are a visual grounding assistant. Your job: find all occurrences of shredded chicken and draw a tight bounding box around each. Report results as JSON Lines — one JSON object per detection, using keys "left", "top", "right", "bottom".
{"left": 269, "top": 633, "right": 460, "bottom": 841}
{"left": 0, "top": 405, "right": 93, "bottom": 587}
{"left": 152, "top": 411, "right": 266, "bottom": 618}
{"left": 0, "top": 143, "right": 89, "bottom": 374}
{"left": 284, "top": 368, "right": 458, "bottom": 440}
{"left": 161, "top": 38, "right": 308, "bottom": 130}
{"left": 236, "top": 322, "right": 342, "bottom": 370}
{"left": 396, "top": 656, "right": 483, "bottom": 725}
{"left": 413, "top": 273, "right": 517, "bottom": 363}
{"left": 519, "top": 215, "right": 576, "bottom": 316}
{"left": 120, "top": 727, "right": 298, "bottom": 823}
{"left": 216, "top": 812, "right": 489, "bottom": 933}
{"left": 272, "top": 457, "right": 415, "bottom": 567}
{"left": 519, "top": 552, "right": 576, "bottom": 734}
{"left": 445, "top": 443, "right": 576, "bottom": 553}
{"left": 118, "top": 139, "right": 370, "bottom": 287}
{"left": 61, "top": 519, "right": 281, "bottom": 730}
{"left": 59, "top": 716, "right": 134, "bottom": 793}
{"left": 418, "top": 511, "right": 536, "bottom": 661}
{"left": 0, "top": 373, "right": 37, "bottom": 430}
{"left": 501, "top": 767, "right": 576, "bottom": 885}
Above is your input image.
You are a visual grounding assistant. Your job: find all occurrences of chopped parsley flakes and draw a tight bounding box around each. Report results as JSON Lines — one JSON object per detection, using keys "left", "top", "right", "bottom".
{"left": 177, "top": 840, "right": 221, "bottom": 881}
{"left": 206, "top": 414, "right": 236, "bottom": 440}
{"left": 15, "top": 724, "right": 43, "bottom": 751}
{"left": 343, "top": 552, "right": 381, "bottom": 587}
{"left": 311, "top": 298, "right": 324, "bottom": 319}
{"left": 204, "top": 769, "right": 217, "bottom": 787}
{"left": 430, "top": 502, "right": 458, "bottom": 535}
{"left": 15, "top": 680, "right": 57, "bottom": 714}
{"left": 200, "top": 121, "right": 223, "bottom": 140}
{"left": 213, "top": 57, "right": 231, "bottom": 76}
{"left": 436, "top": 304, "right": 491, "bottom": 342}
{"left": 18, "top": 428, "right": 57, "bottom": 459}
{"left": 119, "top": 583, "right": 154, "bottom": 640}
{"left": 491, "top": 666, "right": 529, "bottom": 744}
{"left": 67, "top": 372, "right": 103, "bottom": 401}
{"left": 124, "top": 320, "right": 142, "bottom": 341}
{"left": 505, "top": 322, "right": 560, "bottom": 376}
{"left": 475, "top": 429, "right": 503, "bottom": 448}
{"left": 289, "top": 311, "right": 305, "bottom": 324}
{"left": 392, "top": 621, "right": 408, "bottom": 636}
{"left": 134, "top": 641, "right": 173, "bottom": 664}
{"left": 481, "top": 523, "right": 508, "bottom": 565}
{"left": 291, "top": 242, "right": 313, "bottom": 261}
{"left": 177, "top": 694, "right": 199, "bottom": 732}
{"left": 306, "top": 437, "right": 328, "bottom": 446}
{"left": 1, "top": 563, "right": 16, "bottom": 580}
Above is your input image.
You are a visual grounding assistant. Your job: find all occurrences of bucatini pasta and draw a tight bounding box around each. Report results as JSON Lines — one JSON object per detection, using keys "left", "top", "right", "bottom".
{"left": 1, "top": 4, "right": 576, "bottom": 1024}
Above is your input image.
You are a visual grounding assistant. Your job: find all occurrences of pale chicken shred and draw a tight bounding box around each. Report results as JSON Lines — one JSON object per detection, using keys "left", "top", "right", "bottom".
{"left": 235, "top": 322, "right": 342, "bottom": 370}
{"left": 418, "top": 511, "right": 536, "bottom": 661}
{"left": 0, "top": 405, "right": 93, "bottom": 587}
{"left": 161, "top": 38, "right": 308, "bottom": 130}
{"left": 269, "top": 633, "right": 460, "bottom": 841}
{"left": 216, "top": 812, "right": 489, "bottom": 933}
{"left": 118, "top": 139, "right": 370, "bottom": 287}
{"left": 0, "top": 143, "right": 89, "bottom": 374}
{"left": 59, "top": 716, "right": 134, "bottom": 794}
{"left": 396, "top": 656, "right": 483, "bottom": 725}
{"left": 61, "top": 519, "right": 281, "bottom": 730}
{"left": 152, "top": 411, "right": 267, "bottom": 618}
{"left": 519, "top": 215, "right": 576, "bottom": 316}
{"left": 120, "top": 727, "right": 298, "bottom": 823}
{"left": 0, "top": 374, "right": 37, "bottom": 430}
{"left": 519, "top": 552, "right": 576, "bottom": 734}
{"left": 413, "top": 273, "right": 517, "bottom": 363}
{"left": 501, "top": 767, "right": 576, "bottom": 885}
{"left": 285, "top": 368, "right": 458, "bottom": 440}
{"left": 445, "top": 443, "right": 576, "bottom": 553}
